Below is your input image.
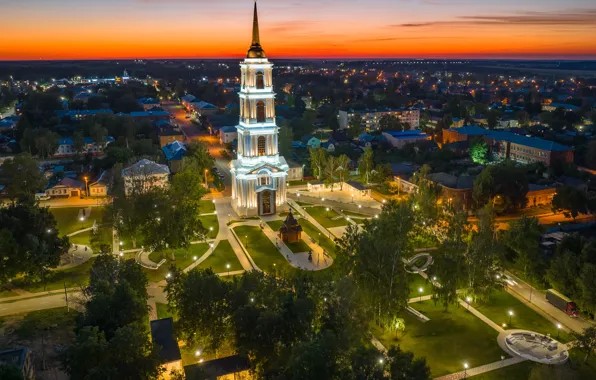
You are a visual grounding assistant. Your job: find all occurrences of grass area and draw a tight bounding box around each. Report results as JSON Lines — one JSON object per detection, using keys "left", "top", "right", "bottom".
{"left": 305, "top": 206, "right": 349, "bottom": 228}
{"left": 471, "top": 361, "right": 534, "bottom": 380}
{"left": 68, "top": 230, "right": 92, "bottom": 246}
{"left": 233, "top": 225, "right": 293, "bottom": 272}
{"left": 199, "top": 214, "right": 219, "bottom": 239}
{"left": 374, "top": 300, "right": 506, "bottom": 377}
{"left": 267, "top": 220, "right": 284, "bottom": 231}
{"left": 155, "top": 302, "right": 174, "bottom": 320}
{"left": 288, "top": 180, "right": 310, "bottom": 186}
{"left": 0, "top": 288, "right": 19, "bottom": 298}
{"left": 299, "top": 219, "right": 338, "bottom": 258}
{"left": 200, "top": 199, "right": 216, "bottom": 214}
{"left": 409, "top": 273, "right": 433, "bottom": 298}
{"left": 569, "top": 348, "right": 596, "bottom": 379}
{"left": 197, "top": 240, "right": 243, "bottom": 273}
{"left": 13, "top": 307, "right": 78, "bottom": 340}
{"left": 68, "top": 224, "right": 113, "bottom": 251}
{"left": 51, "top": 207, "right": 106, "bottom": 236}
{"left": 143, "top": 244, "right": 209, "bottom": 282}
{"left": 296, "top": 200, "right": 315, "bottom": 206}
{"left": 342, "top": 209, "right": 373, "bottom": 218}
{"left": 13, "top": 258, "right": 96, "bottom": 293}
{"left": 475, "top": 289, "right": 573, "bottom": 343}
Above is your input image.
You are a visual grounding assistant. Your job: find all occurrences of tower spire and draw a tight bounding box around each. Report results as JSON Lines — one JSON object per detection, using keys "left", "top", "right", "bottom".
{"left": 251, "top": 0, "right": 260, "bottom": 46}
{"left": 247, "top": 0, "right": 266, "bottom": 58}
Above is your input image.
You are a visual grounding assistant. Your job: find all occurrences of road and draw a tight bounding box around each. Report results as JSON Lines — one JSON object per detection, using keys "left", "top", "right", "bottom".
{"left": 504, "top": 270, "right": 593, "bottom": 333}
{"left": 161, "top": 101, "right": 203, "bottom": 141}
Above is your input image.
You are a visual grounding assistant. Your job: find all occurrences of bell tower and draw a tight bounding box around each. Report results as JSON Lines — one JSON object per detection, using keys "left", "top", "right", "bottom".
{"left": 230, "top": 1, "right": 288, "bottom": 216}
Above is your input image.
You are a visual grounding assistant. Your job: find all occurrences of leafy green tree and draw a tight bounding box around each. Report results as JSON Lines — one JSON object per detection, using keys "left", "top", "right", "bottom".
{"left": 516, "top": 110, "right": 530, "bottom": 126}
{"left": 73, "top": 131, "right": 86, "bottom": 155}
{"left": 573, "top": 326, "right": 596, "bottom": 363}
{"left": 379, "top": 114, "right": 402, "bottom": 131}
{"left": 33, "top": 128, "right": 59, "bottom": 158}
{"left": 335, "top": 154, "right": 351, "bottom": 189}
{"left": 0, "top": 153, "right": 48, "bottom": 203}
{"left": 336, "top": 200, "right": 414, "bottom": 326}
{"left": 186, "top": 141, "right": 215, "bottom": 173}
{"left": 358, "top": 146, "right": 374, "bottom": 184}
{"left": 385, "top": 345, "right": 431, "bottom": 380}
{"left": 165, "top": 268, "right": 231, "bottom": 354}
{"left": 323, "top": 155, "right": 338, "bottom": 189}
{"left": 0, "top": 203, "right": 69, "bottom": 283}
{"left": 551, "top": 185, "right": 592, "bottom": 221}
{"left": 585, "top": 140, "right": 596, "bottom": 170}
{"left": 0, "top": 364, "right": 23, "bottom": 380}
{"left": 469, "top": 137, "right": 489, "bottom": 164}
{"left": 465, "top": 204, "right": 503, "bottom": 300}
{"left": 579, "top": 264, "right": 596, "bottom": 317}
{"left": 487, "top": 110, "right": 499, "bottom": 129}
{"left": 503, "top": 216, "right": 544, "bottom": 282}
{"left": 348, "top": 114, "right": 363, "bottom": 138}
{"left": 309, "top": 147, "right": 328, "bottom": 180}
{"left": 278, "top": 120, "right": 294, "bottom": 157}
{"left": 473, "top": 162, "right": 528, "bottom": 211}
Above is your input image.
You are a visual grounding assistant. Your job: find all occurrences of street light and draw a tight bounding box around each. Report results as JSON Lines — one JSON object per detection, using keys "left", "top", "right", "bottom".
{"left": 508, "top": 310, "right": 514, "bottom": 325}
{"left": 79, "top": 216, "right": 85, "bottom": 229}
{"left": 466, "top": 296, "right": 471, "bottom": 310}
{"left": 193, "top": 256, "right": 197, "bottom": 261}
{"left": 419, "top": 287, "right": 423, "bottom": 302}
{"left": 195, "top": 350, "right": 201, "bottom": 357}
{"left": 557, "top": 323, "right": 562, "bottom": 339}
{"left": 226, "top": 263, "right": 230, "bottom": 276}
{"left": 119, "top": 241, "right": 123, "bottom": 247}
{"left": 326, "top": 207, "right": 329, "bottom": 217}
{"left": 378, "top": 358, "right": 384, "bottom": 365}
{"left": 166, "top": 272, "right": 172, "bottom": 279}
{"left": 245, "top": 235, "right": 248, "bottom": 248}
{"left": 463, "top": 363, "right": 469, "bottom": 378}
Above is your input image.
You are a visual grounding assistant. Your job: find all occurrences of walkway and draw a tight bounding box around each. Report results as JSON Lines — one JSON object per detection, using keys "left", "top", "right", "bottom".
{"left": 433, "top": 357, "right": 527, "bottom": 380}
{"left": 214, "top": 198, "right": 255, "bottom": 271}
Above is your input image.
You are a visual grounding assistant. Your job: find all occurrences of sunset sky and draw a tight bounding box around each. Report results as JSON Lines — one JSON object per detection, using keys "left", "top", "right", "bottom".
{"left": 1, "top": 0, "right": 595, "bottom": 60}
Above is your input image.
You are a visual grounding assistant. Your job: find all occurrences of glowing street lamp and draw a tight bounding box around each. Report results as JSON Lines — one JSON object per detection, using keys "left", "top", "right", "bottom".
{"left": 419, "top": 287, "right": 423, "bottom": 302}
{"left": 193, "top": 256, "right": 198, "bottom": 261}
{"left": 508, "top": 310, "right": 514, "bottom": 325}
{"left": 557, "top": 323, "right": 562, "bottom": 339}
{"left": 226, "top": 263, "right": 230, "bottom": 276}
{"left": 466, "top": 296, "right": 472, "bottom": 310}
{"left": 325, "top": 207, "right": 329, "bottom": 217}
{"left": 463, "top": 363, "right": 469, "bottom": 378}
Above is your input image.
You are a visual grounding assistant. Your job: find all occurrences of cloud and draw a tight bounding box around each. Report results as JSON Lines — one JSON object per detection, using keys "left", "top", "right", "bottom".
{"left": 395, "top": 9, "right": 596, "bottom": 28}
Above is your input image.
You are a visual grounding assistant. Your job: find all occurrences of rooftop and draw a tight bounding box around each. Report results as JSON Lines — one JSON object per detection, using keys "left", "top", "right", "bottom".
{"left": 150, "top": 318, "right": 182, "bottom": 364}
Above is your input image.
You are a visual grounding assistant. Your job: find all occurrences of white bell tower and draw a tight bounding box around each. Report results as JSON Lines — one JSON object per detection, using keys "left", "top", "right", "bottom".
{"left": 230, "top": 1, "right": 288, "bottom": 216}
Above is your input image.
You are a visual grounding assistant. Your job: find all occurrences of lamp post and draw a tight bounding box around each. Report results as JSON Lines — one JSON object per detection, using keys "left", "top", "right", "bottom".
{"left": 204, "top": 169, "right": 208, "bottom": 187}
{"left": 557, "top": 323, "right": 562, "bottom": 339}
{"left": 463, "top": 363, "right": 468, "bottom": 378}
{"left": 318, "top": 232, "right": 321, "bottom": 245}
{"left": 508, "top": 310, "right": 514, "bottom": 326}
{"left": 419, "top": 287, "right": 423, "bottom": 302}
{"left": 326, "top": 207, "right": 329, "bottom": 218}
{"left": 245, "top": 235, "right": 248, "bottom": 249}
{"left": 79, "top": 216, "right": 85, "bottom": 229}
{"left": 466, "top": 296, "right": 471, "bottom": 310}
{"left": 83, "top": 176, "right": 89, "bottom": 196}
{"left": 226, "top": 263, "right": 230, "bottom": 276}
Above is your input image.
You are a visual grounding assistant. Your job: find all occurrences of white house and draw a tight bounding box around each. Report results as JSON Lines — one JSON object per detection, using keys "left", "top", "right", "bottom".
{"left": 54, "top": 136, "right": 115, "bottom": 157}
{"left": 219, "top": 126, "right": 237, "bottom": 144}
{"left": 122, "top": 159, "right": 170, "bottom": 196}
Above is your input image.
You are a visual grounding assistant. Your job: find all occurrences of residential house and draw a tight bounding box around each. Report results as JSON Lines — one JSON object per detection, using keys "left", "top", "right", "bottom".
{"left": 122, "top": 159, "right": 170, "bottom": 196}
{"left": 382, "top": 130, "right": 431, "bottom": 149}
{"left": 526, "top": 184, "right": 556, "bottom": 207}
{"left": 0, "top": 116, "right": 18, "bottom": 131}
{"left": 45, "top": 177, "right": 86, "bottom": 198}
{"left": 88, "top": 171, "right": 111, "bottom": 197}
{"left": 72, "top": 92, "right": 96, "bottom": 104}
{"left": 394, "top": 172, "right": 475, "bottom": 209}
{"left": 219, "top": 126, "right": 238, "bottom": 144}
{"left": 162, "top": 140, "right": 187, "bottom": 173}
{"left": 150, "top": 318, "right": 182, "bottom": 380}
{"left": 56, "top": 109, "right": 113, "bottom": 121}
{"left": 122, "top": 110, "right": 171, "bottom": 121}
{"left": 0, "top": 348, "right": 34, "bottom": 379}
{"left": 190, "top": 100, "right": 218, "bottom": 116}
{"left": 287, "top": 160, "right": 304, "bottom": 182}
{"left": 302, "top": 135, "right": 321, "bottom": 149}
{"left": 338, "top": 108, "right": 420, "bottom": 131}
{"left": 54, "top": 136, "right": 115, "bottom": 157}
{"left": 138, "top": 97, "right": 161, "bottom": 111}
{"left": 158, "top": 124, "right": 185, "bottom": 147}
{"left": 180, "top": 94, "right": 197, "bottom": 110}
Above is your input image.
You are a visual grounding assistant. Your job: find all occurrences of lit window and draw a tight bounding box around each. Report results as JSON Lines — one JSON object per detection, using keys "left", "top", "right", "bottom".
{"left": 258, "top": 136, "right": 266, "bottom": 156}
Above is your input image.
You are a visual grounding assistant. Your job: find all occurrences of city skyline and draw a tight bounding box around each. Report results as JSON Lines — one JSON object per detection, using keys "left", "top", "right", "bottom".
{"left": 0, "top": 0, "right": 595, "bottom": 60}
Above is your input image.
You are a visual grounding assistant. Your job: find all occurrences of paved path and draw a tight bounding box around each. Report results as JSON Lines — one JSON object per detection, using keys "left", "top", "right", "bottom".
{"left": 288, "top": 191, "right": 381, "bottom": 212}
{"left": 215, "top": 198, "right": 255, "bottom": 271}
{"left": 433, "top": 357, "right": 527, "bottom": 380}
{"left": 0, "top": 291, "right": 82, "bottom": 317}
{"left": 408, "top": 294, "right": 433, "bottom": 304}
{"left": 287, "top": 198, "right": 333, "bottom": 240}
{"left": 504, "top": 270, "right": 591, "bottom": 333}
{"left": 457, "top": 299, "right": 505, "bottom": 333}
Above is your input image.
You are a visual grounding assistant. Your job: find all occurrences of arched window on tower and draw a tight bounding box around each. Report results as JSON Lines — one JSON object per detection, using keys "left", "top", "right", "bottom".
{"left": 256, "top": 101, "right": 265, "bottom": 123}
{"left": 257, "top": 136, "right": 266, "bottom": 156}
{"left": 256, "top": 71, "right": 265, "bottom": 89}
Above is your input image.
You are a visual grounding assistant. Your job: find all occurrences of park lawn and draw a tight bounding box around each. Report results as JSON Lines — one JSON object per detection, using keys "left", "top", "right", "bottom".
{"left": 68, "top": 224, "right": 113, "bottom": 249}
{"left": 409, "top": 273, "right": 433, "bottom": 298}
{"left": 13, "top": 258, "right": 96, "bottom": 293}
{"left": 342, "top": 209, "right": 373, "bottom": 218}
{"left": 305, "top": 206, "right": 349, "bottom": 228}
{"left": 475, "top": 289, "right": 573, "bottom": 343}
{"left": 68, "top": 231, "right": 92, "bottom": 246}
{"left": 51, "top": 207, "right": 105, "bottom": 236}
{"left": 200, "top": 199, "right": 216, "bottom": 214}
{"left": 197, "top": 240, "right": 243, "bottom": 273}
{"left": 296, "top": 201, "right": 315, "bottom": 207}
{"left": 374, "top": 300, "right": 506, "bottom": 377}
{"left": 569, "top": 348, "right": 596, "bottom": 379}
{"left": 13, "top": 307, "right": 79, "bottom": 340}
{"left": 285, "top": 239, "right": 312, "bottom": 254}
{"left": 471, "top": 361, "right": 534, "bottom": 380}
{"left": 199, "top": 214, "right": 219, "bottom": 239}
{"left": 233, "top": 225, "right": 293, "bottom": 272}
{"left": 0, "top": 288, "right": 19, "bottom": 298}
{"left": 155, "top": 302, "right": 174, "bottom": 320}
{"left": 143, "top": 243, "right": 209, "bottom": 282}
{"left": 267, "top": 220, "right": 284, "bottom": 232}
{"left": 299, "top": 219, "right": 338, "bottom": 258}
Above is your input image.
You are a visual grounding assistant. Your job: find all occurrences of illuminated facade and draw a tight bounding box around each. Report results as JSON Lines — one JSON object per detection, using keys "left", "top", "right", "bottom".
{"left": 230, "top": 2, "right": 288, "bottom": 216}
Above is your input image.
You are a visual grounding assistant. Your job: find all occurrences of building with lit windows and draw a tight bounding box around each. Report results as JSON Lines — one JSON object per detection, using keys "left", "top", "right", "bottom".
{"left": 338, "top": 108, "right": 420, "bottom": 131}
{"left": 230, "top": 2, "right": 289, "bottom": 216}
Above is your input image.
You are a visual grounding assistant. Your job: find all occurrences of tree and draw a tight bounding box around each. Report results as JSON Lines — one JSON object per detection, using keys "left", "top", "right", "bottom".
{"left": 386, "top": 345, "right": 431, "bottom": 380}
{"left": 73, "top": 131, "right": 86, "bottom": 156}
{"left": 0, "top": 203, "right": 69, "bottom": 283}
{"left": 469, "top": 137, "right": 489, "bottom": 164}
{"left": 573, "top": 326, "right": 596, "bottom": 363}
{"left": 309, "top": 147, "right": 328, "bottom": 180}
{"left": 473, "top": 162, "right": 528, "bottom": 212}
{"left": 33, "top": 128, "right": 59, "bottom": 158}
{"left": 379, "top": 114, "right": 402, "bottom": 131}
{"left": 165, "top": 268, "right": 231, "bottom": 354}
{"left": 336, "top": 200, "right": 414, "bottom": 326}
{"left": 335, "top": 154, "right": 351, "bottom": 189}
{"left": 358, "top": 146, "right": 374, "bottom": 184}
{"left": 278, "top": 120, "right": 294, "bottom": 157}
{"left": 503, "top": 216, "right": 544, "bottom": 282}
{"left": 585, "top": 140, "right": 596, "bottom": 170}
{"left": 516, "top": 110, "right": 530, "bottom": 126}
{"left": 487, "top": 110, "right": 499, "bottom": 129}
{"left": 579, "top": 264, "right": 596, "bottom": 317}
{"left": 0, "top": 364, "right": 23, "bottom": 380}
{"left": 0, "top": 153, "right": 48, "bottom": 203}
{"left": 348, "top": 114, "right": 363, "bottom": 138}
{"left": 551, "top": 185, "right": 592, "bottom": 221}
{"left": 186, "top": 141, "right": 215, "bottom": 173}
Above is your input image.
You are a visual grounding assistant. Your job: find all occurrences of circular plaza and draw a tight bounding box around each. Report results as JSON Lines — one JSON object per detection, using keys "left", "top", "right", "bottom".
{"left": 498, "top": 329, "right": 569, "bottom": 365}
